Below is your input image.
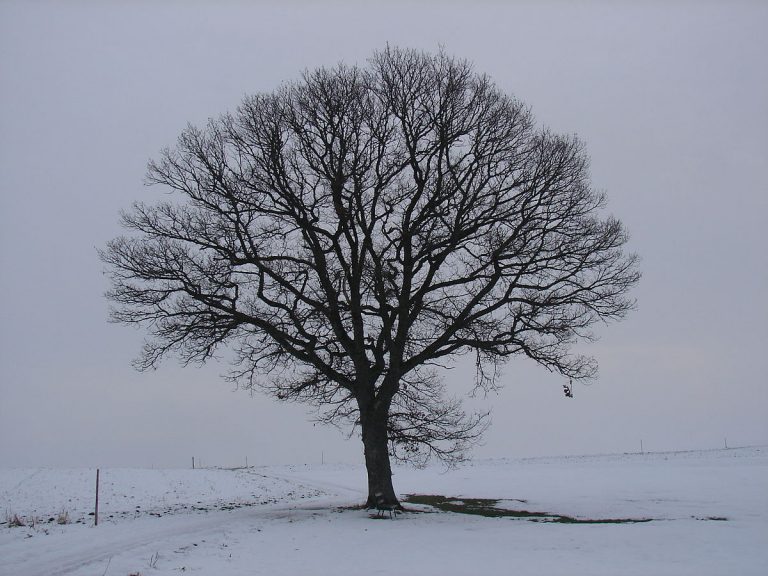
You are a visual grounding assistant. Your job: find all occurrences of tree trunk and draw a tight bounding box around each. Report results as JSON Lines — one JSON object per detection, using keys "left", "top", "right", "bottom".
{"left": 360, "top": 413, "right": 401, "bottom": 509}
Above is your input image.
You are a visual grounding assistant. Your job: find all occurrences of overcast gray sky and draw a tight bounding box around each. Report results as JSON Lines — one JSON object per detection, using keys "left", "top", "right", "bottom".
{"left": 1, "top": 0, "right": 766, "bottom": 469}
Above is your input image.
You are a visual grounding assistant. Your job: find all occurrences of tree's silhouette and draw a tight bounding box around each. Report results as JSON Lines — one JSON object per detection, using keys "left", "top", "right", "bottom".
{"left": 102, "top": 48, "right": 639, "bottom": 507}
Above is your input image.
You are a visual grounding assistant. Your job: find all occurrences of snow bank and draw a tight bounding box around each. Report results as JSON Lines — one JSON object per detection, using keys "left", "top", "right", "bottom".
{"left": 1, "top": 466, "right": 327, "bottom": 527}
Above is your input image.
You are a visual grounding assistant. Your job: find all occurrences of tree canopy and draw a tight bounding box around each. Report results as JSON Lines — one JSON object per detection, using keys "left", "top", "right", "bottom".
{"left": 103, "top": 47, "right": 639, "bottom": 505}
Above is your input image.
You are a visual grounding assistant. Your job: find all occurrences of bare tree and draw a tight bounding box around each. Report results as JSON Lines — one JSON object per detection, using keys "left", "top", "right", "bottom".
{"left": 102, "top": 48, "right": 639, "bottom": 508}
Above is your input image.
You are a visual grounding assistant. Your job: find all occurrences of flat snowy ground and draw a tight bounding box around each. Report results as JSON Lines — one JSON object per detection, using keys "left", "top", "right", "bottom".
{"left": 1, "top": 447, "right": 766, "bottom": 575}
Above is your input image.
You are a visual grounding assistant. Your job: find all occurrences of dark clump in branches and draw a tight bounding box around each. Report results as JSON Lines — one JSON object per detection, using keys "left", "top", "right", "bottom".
{"left": 102, "top": 48, "right": 639, "bottom": 507}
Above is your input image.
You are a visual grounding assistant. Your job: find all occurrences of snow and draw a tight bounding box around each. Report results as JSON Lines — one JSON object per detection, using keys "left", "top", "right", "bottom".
{"left": 1, "top": 447, "right": 766, "bottom": 575}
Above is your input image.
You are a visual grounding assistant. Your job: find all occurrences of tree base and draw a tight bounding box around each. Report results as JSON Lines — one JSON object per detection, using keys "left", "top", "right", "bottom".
{"left": 365, "top": 495, "right": 403, "bottom": 511}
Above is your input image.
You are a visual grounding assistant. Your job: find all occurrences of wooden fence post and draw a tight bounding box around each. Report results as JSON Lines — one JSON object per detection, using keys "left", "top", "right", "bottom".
{"left": 94, "top": 468, "right": 100, "bottom": 527}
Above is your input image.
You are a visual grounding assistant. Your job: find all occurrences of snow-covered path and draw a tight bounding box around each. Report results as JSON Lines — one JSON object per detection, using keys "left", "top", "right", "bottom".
{"left": 2, "top": 448, "right": 766, "bottom": 575}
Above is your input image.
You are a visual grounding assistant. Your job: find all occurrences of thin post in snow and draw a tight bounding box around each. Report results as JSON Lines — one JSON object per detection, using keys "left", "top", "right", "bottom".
{"left": 724, "top": 437, "right": 728, "bottom": 449}
{"left": 192, "top": 456, "right": 195, "bottom": 470}
{"left": 94, "top": 468, "right": 100, "bottom": 527}
{"left": 640, "top": 439, "right": 644, "bottom": 454}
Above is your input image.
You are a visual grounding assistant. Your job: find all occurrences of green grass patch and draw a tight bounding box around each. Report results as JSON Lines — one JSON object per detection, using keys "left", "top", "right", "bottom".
{"left": 403, "top": 494, "right": 654, "bottom": 524}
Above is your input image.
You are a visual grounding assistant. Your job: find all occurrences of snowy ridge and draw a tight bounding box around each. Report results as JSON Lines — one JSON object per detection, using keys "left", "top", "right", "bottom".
{"left": 1, "top": 467, "right": 330, "bottom": 528}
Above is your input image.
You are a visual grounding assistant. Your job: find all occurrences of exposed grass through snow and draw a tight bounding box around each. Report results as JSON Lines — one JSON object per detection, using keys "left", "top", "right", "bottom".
{"left": 403, "top": 494, "right": 656, "bottom": 524}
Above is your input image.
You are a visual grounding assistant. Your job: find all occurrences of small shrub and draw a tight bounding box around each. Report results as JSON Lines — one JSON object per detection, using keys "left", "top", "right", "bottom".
{"left": 7, "top": 513, "right": 26, "bottom": 527}
{"left": 56, "top": 510, "right": 70, "bottom": 525}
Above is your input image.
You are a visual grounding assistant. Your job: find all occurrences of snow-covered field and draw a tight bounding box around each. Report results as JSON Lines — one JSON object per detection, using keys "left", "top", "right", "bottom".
{"left": 1, "top": 447, "right": 766, "bottom": 575}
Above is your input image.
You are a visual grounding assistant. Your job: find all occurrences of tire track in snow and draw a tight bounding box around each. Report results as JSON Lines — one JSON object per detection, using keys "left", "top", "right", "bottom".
{"left": 258, "top": 470, "right": 365, "bottom": 502}
{"left": 6, "top": 497, "right": 357, "bottom": 576}
{"left": 2, "top": 472, "right": 358, "bottom": 576}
